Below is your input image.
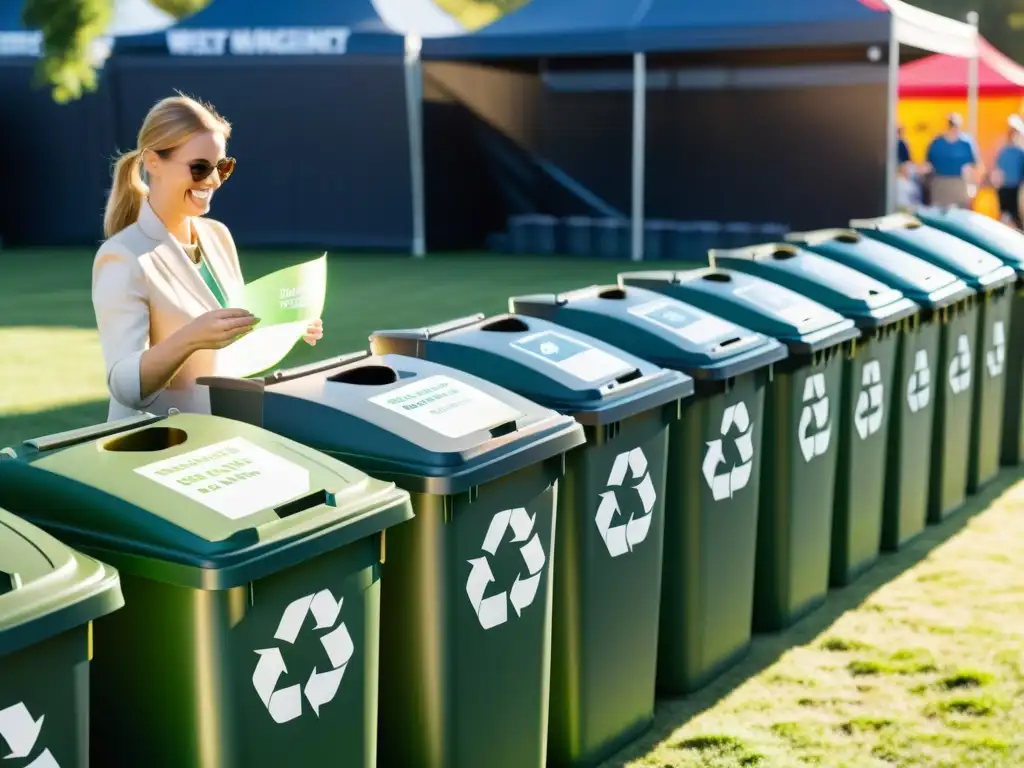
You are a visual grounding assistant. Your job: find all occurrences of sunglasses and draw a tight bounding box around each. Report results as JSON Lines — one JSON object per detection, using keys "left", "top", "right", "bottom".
{"left": 187, "top": 157, "right": 236, "bottom": 183}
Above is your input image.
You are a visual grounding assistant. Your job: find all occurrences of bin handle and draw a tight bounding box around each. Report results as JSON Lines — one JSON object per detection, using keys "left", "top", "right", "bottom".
{"left": 23, "top": 412, "right": 167, "bottom": 452}
{"left": 264, "top": 350, "right": 373, "bottom": 384}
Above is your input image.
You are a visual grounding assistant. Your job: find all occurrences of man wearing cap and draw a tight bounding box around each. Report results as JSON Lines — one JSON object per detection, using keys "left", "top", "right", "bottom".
{"left": 991, "top": 114, "right": 1024, "bottom": 228}
{"left": 921, "top": 113, "right": 979, "bottom": 208}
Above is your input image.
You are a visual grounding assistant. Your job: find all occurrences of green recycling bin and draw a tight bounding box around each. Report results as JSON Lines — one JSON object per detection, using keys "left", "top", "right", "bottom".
{"left": 852, "top": 214, "right": 1016, "bottom": 495}
{"left": 200, "top": 354, "right": 585, "bottom": 768}
{"left": 786, "top": 228, "right": 974, "bottom": 539}
{"left": 913, "top": 206, "right": 1024, "bottom": 467}
{"left": 508, "top": 286, "right": 787, "bottom": 694}
{"left": 0, "top": 412, "right": 413, "bottom": 768}
{"left": 368, "top": 314, "right": 692, "bottom": 767}
{"left": 620, "top": 269, "right": 860, "bottom": 632}
{"left": 0, "top": 506, "right": 122, "bottom": 768}
{"left": 710, "top": 243, "right": 918, "bottom": 585}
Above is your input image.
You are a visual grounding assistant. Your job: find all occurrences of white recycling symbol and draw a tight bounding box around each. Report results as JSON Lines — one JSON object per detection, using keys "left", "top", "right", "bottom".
{"left": 798, "top": 373, "right": 832, "bottom": 462}
{"left": 251, "top": 589, "right": 354, "bottom": 724}
{"left": 906, "top": 349, "right": 931, "bottom": 413}
{"left": 986, "top": 321, "right": 1006, "bottom": 378}
{"left": 0, "top": 703, "right": 58, "bottom": 767}
{"left": 948, "top": 333, "right": 972, "bottom": 395}
{"left": 540, "top": 341, "right": 559, "bottom": 355}
{"left": 854, "top": 360, "right": 885, "bottom": 440}
{"left": 466, "top": 507, "right": 546, "bottom": 630}
{"left": 702, "top": 401, "right": 754, "bottom": 501}
{"left": 595, "top": 447, "right": 656, "bottom": 557}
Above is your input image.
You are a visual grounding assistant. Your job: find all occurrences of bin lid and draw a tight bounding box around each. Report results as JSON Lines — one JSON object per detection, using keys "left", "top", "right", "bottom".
{"left": 0, "top": 413, "right": 414, "bottom": 590}
{"left": 851, "top": 213, "right": 1017, "bottom": 291}
{"left": 915, "top": 206, "right": 1024, "bottom": 278}
{"left": 0, "top": 506, "right": 123, "bottom": 657}
{"left": 509, "top": 285, "right": 787, "bottom": 381}
{"left": 369, "top": 313, "right": 693, "bottom": 424}
{"left": 710, "top": 243, "right": 920, "bottom": 330}
{"left": 202, "top": 352, "right": 586, "bottom": 497}
{"left": 786, "top": 228, "right": 974, "bottom": 310}
{"left": 619, "top": 268, "right": 861, "bottom": 355}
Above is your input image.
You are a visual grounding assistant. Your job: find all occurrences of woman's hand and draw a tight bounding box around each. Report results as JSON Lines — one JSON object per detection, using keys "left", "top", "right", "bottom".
{"left": 183, "top": 308, "right": 260, "bottom": 351}
{"left": 303, "top": 318, "right": 324, "bottom": 346}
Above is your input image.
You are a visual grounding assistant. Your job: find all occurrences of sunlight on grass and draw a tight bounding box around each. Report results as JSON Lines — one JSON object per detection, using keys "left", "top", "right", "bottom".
{"left": 629, "top": 481, "right": 1024, "bottom": 768}
{"left": 0, "top": 327, "right": 107, "bottom": 415}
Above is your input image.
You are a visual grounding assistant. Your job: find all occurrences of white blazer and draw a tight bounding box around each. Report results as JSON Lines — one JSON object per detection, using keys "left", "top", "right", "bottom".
{"left": 91, "top": 200, "right": 245, "bottom": 421}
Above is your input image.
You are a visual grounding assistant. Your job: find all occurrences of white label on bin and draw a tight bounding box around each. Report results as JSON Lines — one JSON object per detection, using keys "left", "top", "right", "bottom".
{"left": 0, "top": 702, "right": 57, "bottom": 765}
{"left": 627, "top": 299, "right": 739, "bottom": 345}
{"left": 702, "top": 401, "right": 754, "bottom": 501}
{"left": 251, "top": 587, "right": 354, "bottom": 724}
{"left": 734, "top": 283, "right": 829, "bottom": 329}
{"left": 595, "top": 446, "right": 656, "bottom": 557}
{"left": 134, "top": 437, "right": 311, "bottom": 520}
{"left": 510, "top": 330, "right": 634, "bottom": 382}
{"left": 368, "top": 375, "right": 523, "bottom": 439}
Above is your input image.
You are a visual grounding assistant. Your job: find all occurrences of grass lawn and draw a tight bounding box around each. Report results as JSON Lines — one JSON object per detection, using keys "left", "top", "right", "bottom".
{"left": 2, "top": 247, "right": 1022, "bottom": 768}
{"left": 603, "top": 475, "right": 1024, "bottom": 768}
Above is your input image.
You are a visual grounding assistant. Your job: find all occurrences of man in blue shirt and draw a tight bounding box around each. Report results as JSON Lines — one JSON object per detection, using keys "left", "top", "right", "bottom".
{"left": 922, "top": 113, "right": 978, "bottom": 208}
{"left": 992, "top": 115, "right": 1024, "bottom": 228}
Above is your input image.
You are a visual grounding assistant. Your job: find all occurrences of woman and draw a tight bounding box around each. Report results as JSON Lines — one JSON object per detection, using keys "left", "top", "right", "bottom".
{"left": 92, "top": 94, "right": 323, "bottom": 421}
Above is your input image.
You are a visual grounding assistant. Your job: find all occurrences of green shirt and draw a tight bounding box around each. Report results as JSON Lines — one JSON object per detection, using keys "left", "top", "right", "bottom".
{"left": 185, "top": 240, "right": 228, "bottom": 308}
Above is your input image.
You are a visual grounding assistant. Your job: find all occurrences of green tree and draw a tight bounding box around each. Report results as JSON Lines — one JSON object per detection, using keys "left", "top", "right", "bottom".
{"left": 21, "top": 0, "right": 208, "bottom": 103}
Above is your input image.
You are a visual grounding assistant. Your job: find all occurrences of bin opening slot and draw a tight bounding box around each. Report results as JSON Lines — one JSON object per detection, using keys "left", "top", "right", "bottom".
{"left": 275, "top": 489, "right": 331, "bottom": 519}
{"left": 327, "top": 365, "right": 399, "bottom": 386}
{"left": 597, "top": 288, "right": 627, "bottom": 299}
{"left": 718, "top": 336, "right": 743, "bottom": 348}
{"left": 771, "top": 249, "right": 796, "bottom": 260}
{"left": 489, "top": 420, "right": 519, "bottom": 438}
{"left": 480, "top": 317, "right": 530, "bottom": 332}
{"left": 103, "top": 427, "right": 188, "bottom": 453}
{"left": 836, "top": 233, "right": 861, "bottom": 244}
{"left": 615, "top": 369, "right": 643, "bottom": 385}
{"left": 0, "top": 571, "right": 21, "bottom": 596}
{"left": 702, "top": 272, "right": 731, "bottom": 283}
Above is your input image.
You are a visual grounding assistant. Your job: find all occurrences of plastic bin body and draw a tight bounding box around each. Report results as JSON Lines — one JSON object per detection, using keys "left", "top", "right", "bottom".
{"left": 201, "top": 355, "right": 585, "bottom": 768}
{"left": 0, "top": 508, "right": 123, "bottom": 768}
{"left": 369, "top": 315, "right": 692, "bottom": 767}
{"left": 0, "top": 413, "right": 412, "bottom": 768}
{"left": 619, "top": 269, "right": 860, "bottom": 631}
{"left": 509, "top": 285, "right": 787, "bottom": 693}
{"left": 711, "top": 243, "right": 919, "bottom": 585}
{"left": 789, "top": 229, "right": 975, "bottom": 533}
{"left": 852, "top": 214, "right": 1017, "bottom": 494}
{"left": 914, "top": 206, "right": 1024, "bottom": 466}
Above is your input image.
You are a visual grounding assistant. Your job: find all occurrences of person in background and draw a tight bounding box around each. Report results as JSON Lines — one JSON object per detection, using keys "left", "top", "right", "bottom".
{"left": 92, "top": 94, "right": 324, "bottom": 421}
{"left": 921, "top": 113, "right": 980, "bottom": 209}
{"left": 991, "top": 115, "right": 1024, "bottom": 229}
{"left": 895, "top": 124, "right": 921, "bottom": 211}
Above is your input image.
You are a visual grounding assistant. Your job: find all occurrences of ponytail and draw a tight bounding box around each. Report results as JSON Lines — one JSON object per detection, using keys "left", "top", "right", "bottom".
{"left": 103, "top": 149, "right": 148, "bottom": 238}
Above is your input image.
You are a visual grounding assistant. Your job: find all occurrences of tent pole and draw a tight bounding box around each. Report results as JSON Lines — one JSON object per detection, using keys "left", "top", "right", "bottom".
{"left": 405, "top": 35, "right": 426, "bottom": 258}
{"left": 885, "top": 24, "right": 899, "bottom": 214}
{"left": 631, "top": 51, "right": 646, "bottom": 262}
{"left": 967, "top": 11, "right": 980, "bottom": 142}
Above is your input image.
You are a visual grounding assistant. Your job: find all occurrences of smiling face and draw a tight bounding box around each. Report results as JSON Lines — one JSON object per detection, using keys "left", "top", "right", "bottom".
{"left": 145, "top": 130, "right": 231, "bottom": 220}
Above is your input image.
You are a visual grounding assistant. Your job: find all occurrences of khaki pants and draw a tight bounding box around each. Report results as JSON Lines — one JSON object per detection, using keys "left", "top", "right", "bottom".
{"left": 929, "top": 176, "right": 970, "bottom": 208}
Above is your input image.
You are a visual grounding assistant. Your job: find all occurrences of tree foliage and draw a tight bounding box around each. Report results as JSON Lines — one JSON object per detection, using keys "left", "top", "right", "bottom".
{"left": 21, "top": 0, "right": 208, "bottom": 103}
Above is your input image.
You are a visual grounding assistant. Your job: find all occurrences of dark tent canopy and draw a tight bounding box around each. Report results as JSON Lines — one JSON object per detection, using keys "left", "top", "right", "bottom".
{"left": 115, "top": 0, "right": 406, "bottom": 55}
{"left": 422, "top": 0, "right": 890, "bottom": 60}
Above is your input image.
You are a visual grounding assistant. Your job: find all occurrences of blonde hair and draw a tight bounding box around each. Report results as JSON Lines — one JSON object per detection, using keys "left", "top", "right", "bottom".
{"left": 104, "top": 93, "right": 231, "bottom": 238}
